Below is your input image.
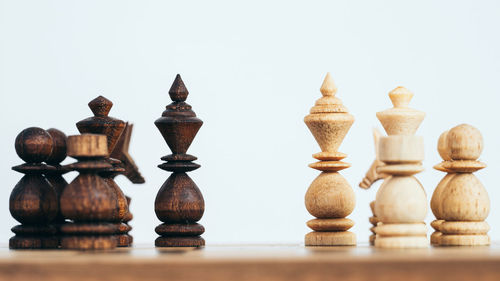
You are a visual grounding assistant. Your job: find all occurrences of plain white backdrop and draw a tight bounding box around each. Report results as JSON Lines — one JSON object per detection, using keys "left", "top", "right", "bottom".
{"left": 1, "top": 0, "right": 499, "bottom": 245}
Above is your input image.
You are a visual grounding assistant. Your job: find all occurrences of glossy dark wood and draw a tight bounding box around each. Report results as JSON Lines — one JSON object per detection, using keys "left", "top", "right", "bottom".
{"left": 76, "top": 96, "right": 134, "bottom": 247}
{"left": 60, "top": 134, "right": 119, "bottom": 250}
{"left": 10, "top": 128, "right": 59, "bottom": 249}
{"left": 154, "top": 74, "right": 205, "bottom": 247}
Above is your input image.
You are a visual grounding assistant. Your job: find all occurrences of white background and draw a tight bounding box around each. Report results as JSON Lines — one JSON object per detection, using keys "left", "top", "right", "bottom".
{"left": 1, "top": 0, "right": 499, "bottom": 245}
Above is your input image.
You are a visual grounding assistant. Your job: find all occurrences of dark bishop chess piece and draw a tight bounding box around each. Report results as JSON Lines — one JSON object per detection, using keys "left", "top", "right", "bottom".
{"left": 59, "top": 134, "right": 122, "bottom": 250}
{"left": 154, "top": 74, "right": 205, "bottom": 247}
{"left": 10, "top": 127, "right": 59, "bottom": 249}
{"left": 76, "top": 96, "right": 137, "bottom": 247}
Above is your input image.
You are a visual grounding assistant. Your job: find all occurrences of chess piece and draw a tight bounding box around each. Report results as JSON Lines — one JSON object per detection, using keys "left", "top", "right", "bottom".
{"left": 429, "top": 131, "right": 452, "bottom": 245}
{"left": 304, "top": 73, "right": 356, "bottom": 246}
{"left": 59, "top": 134, "right": 121, "bottom": 250}
{"left": 154, "top": 74, "right": 205, "bottom": 247}
{"left": 372, "top": 87, "right": 428, "bottom": 248}
{"left": 76, "top": 96, "right": 132, "bottom": 247}
{"left": 110, "top": 123, "right": 145, "bottom": 245}
{"left": 359, "top": 128, "right": 387, "bottom": 245}
{"left": 433, "top": 124, "right": 489, "bottom": 246}
{"left": 44, "top": 128, "right": 69, "bottom": 224}
{"left": 10, "top": 127, "right": 58, "bottom": 249}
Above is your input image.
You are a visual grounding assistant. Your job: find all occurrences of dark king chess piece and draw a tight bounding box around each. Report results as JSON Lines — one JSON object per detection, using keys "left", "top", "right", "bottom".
{"left": 154, "top": 74, "right": 205, "bottom": 247}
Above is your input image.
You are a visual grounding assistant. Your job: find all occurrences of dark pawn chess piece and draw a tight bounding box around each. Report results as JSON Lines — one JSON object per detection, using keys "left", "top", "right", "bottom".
{"left": 10, "top": 127, "right": 59, "bottom": 249}
{"left": 44, "top": 128, "right": 69, "bottom": 223}
{"left": 59, "top": 134, "right": 121, "bottom": 250}
{"left": 154, "top": 74, "right": 205, "bottom": 247}
{"left": 76, "top": 96, "right": 131, "bottom": 247}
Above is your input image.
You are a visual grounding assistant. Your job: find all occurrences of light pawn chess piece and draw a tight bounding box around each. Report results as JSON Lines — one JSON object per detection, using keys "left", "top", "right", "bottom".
{"left": 154, "top": 74, "right": 205, "bottom": 247}
{"left": 359, "top": 128, "right": 387, "bottom": 245}
{"left": 373, "top": 87, "right": 428, "bottom": 248}
{"left": 432, "top": 124, "right": 490, "bottom": 246}
{"left": 304, "top": 73, "right": 356, "bottom": 246}
{"left": 429, "top": 130, "right": 453, "bottom": 245}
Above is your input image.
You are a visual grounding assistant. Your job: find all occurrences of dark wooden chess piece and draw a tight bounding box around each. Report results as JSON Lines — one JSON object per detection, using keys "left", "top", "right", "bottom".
{"left": 10, "top": 127, "right": 59, "bottom": 249}
{"left": 154, "top": 74, "right": 205, "bottom": 247}
{"left": 111, "top": 123, "right": 145, "bottom": 245}
{"left": 59, "top": 134, "right": 121, "bottom": 250}
{"left": 76, "top": 96, "right": 130, "bottom": 247}
{"left": 44, "top": 128, "right": 69, "bottom": 224}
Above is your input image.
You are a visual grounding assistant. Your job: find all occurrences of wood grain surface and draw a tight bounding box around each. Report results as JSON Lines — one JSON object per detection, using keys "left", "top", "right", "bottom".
{"left": 1, "top": 244, "right": 500, "bottom": 281}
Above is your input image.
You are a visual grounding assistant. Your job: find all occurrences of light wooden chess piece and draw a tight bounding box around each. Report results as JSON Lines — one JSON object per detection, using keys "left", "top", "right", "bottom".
{"left": 432, "top": 124, "right": 490, "bottom": 246}
{"left": 304, "top": 73, "right": 356, "bottom": 246}
{"left": 429, "top": 131, "right": 453, "bottom": 245}
{"left": 359, "top": 128, "right": 387, "bottom": 245}
{"left": 372, "top": 86, "right": 428, "bottom": 248}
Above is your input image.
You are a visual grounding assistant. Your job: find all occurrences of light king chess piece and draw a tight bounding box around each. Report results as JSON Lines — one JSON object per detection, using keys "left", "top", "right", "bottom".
{"left": 304, "top": 73, "right": 356, "bottom": 246}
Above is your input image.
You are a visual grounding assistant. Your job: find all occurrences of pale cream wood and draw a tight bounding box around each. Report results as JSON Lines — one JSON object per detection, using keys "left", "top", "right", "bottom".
{"left": 304, "top": 73, "right": 356, "bottom": 246}
{"left": 66, "top": 134, "right": 108, "bottom": 157}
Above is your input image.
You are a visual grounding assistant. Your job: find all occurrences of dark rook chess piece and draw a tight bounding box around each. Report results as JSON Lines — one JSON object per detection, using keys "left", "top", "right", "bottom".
{"left": 76, "top": 96, "right": 132, "bottom": 247}
{"left": 154, "top": 74, "right": 205, "bottom": 247}
{"left": 59, "top": 134, "right": 121, "bottom": 250}
{"left": 10, "top": 127, "right": 58, "bottom": 249}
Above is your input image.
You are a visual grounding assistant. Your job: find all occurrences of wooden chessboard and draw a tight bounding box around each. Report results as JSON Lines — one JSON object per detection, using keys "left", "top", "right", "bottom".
{"left": 1, "top": 244, "right": 500, "bottom": 281}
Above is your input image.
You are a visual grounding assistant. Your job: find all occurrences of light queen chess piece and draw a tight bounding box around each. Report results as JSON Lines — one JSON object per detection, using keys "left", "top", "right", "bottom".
{"left": 303, "top": 73, "right": 356, "bottom": 246}
{"left": 365, "top": 86, "right": 428, "bottom": 248}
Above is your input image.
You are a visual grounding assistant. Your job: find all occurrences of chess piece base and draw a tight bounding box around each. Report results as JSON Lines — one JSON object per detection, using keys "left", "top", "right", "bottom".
{"left": 375, "top": 236, "right": 428, "bottom": 248}
{"left": 369, "top": 234, "right": 376, "bottom": 245}
{"left": 117, "top": 234, "right": 132, "bottom": 247}
{"left": 305, "top": 231, "right": 356, "bottom": 246}
{"left": 155, "top": 236, "right": 205, "bottom": 247}
{"left": 439, "top": 234, "right": 490, "bottom": 246}
{"left": 430, "top": 231, "right": 442, "bottom": 245}
{"left": 60, "top": 235, "right": 117, "bottom": 250}
{"left": 9, "top": 235, "right": 58, "bottom": 249}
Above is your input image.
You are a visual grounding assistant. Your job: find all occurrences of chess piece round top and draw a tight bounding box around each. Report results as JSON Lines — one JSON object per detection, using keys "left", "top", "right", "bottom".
{"left": 46, "top": 128, "right": 67, "bottom": 165}
{"left": 376, "top": 86, "right": 425, "bottom": 136}
{"left": 67, "top": 134, "right": 108, "bottom": 158}
{"left": 437, "top": 130, "right": 451, "bottom": 161}
{"left": 15, "top": 127, "right": 53, "bottom": 163}
{"left": 447, "top": 124, "right": 483, "bottom": 160}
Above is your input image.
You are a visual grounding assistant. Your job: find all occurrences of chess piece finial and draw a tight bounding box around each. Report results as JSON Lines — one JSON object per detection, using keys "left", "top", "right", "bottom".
{"left": 59, "top": 134, "right": 120, "bottom": 250}
{"left": 10, "top": 127, "right": 58, "bottom": 249}
{"left": 304, "top": 73, "right": 356, "bottom": 246}
{"left": 433, "top": 124, "right": 490, "bottom": 246}
{"left": 376, "top": 86, "right": 425, "bottom": 136}
{"left": 77, "top": 96, "right": 125, "bottom": 154}
{"left": 320, "top": 72, "right": 337, "bottom": 96}
{"left": 154, "top": 74, "right": 205, "bottom": 247}
{"left": 169, "top": 74, "right": 189, "bottom": 102}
